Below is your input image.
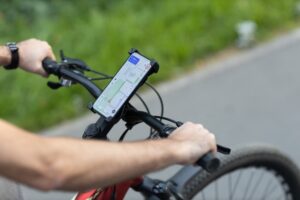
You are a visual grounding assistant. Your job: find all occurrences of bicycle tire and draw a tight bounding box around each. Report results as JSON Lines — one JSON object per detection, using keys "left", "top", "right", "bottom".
{"left": 182, "top": 145, "right": 300, "bottom": 200}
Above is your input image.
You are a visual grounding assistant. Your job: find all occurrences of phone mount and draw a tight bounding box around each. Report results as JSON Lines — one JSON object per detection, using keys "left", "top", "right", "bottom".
{"left": 89, "top": 48, "right": 159, "bottom": 120}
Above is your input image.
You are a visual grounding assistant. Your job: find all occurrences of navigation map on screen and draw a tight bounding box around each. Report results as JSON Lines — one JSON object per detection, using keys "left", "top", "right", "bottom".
{"left": 92, "top": 53, "right": 152, "bottom": 119}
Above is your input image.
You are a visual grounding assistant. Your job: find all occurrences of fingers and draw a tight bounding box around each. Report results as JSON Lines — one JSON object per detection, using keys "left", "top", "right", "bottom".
{"left": 36, "top": 63, "right": 49, "bottom": 78}
{"left": 40, "top": 42, "right": 55, "bottom": 77}
{"left": 170, "top": 122, "right": 217, "bottom": 165}
{"left": 199, "top": 126, "right": 217, "bottom": 154}
{"left": 208, "top": 133, "right": 217, "bottom": 153}
{"left": 185, "top": 122, "right": 217, "bottom": 153}
{"left": 45, "top": 42, "right": 56, "bottom": 61}
{"left": 17, "top": 38, "right": 55, "bottom": 77}
{"left": 48, "top": 51, "right": 56, "bottom": 61}
{"left": 196, "top": 123, "right": 204, "bottom": 130}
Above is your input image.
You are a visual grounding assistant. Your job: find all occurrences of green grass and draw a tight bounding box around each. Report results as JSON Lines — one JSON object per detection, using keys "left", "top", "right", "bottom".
{"left": 0, "top": 0, "right": 299, "bottom": 131}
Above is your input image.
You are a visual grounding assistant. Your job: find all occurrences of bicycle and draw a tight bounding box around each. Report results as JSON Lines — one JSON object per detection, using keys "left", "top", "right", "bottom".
{"left": 42, "top": 49, "right": 300, "bottom": 200}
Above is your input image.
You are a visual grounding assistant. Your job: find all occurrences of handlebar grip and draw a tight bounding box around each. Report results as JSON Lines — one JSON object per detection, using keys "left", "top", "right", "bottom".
{"left": 42, "top": 58, "right": 58, "bottom": 75}
{"left": 196, "top": 152, "right": 220, "bottom": 173}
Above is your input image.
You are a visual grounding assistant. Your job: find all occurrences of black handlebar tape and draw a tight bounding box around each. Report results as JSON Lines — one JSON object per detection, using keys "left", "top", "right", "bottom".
{"left": 196, "top": 152, "right": 220, "bottom": 173}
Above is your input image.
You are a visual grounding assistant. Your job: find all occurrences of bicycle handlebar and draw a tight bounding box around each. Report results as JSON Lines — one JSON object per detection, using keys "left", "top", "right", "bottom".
{"left": 42, "top": 58, "right": 222, "bottom": 172}
{"left": 42, "top": 58, "right": 101, "bottom": 98}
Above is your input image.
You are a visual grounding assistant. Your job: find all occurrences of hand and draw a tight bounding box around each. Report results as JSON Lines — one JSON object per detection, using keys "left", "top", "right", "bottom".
{"left": 18, "top": 39, "right": 56, "bottom": 77}
{"left": 168, "top": 122, "right": 217, "bottom": 165}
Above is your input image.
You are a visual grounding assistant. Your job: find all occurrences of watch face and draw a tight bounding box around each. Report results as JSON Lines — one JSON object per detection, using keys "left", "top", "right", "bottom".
{"left": 6, "top": 43, "right": 18, "bottom": 52}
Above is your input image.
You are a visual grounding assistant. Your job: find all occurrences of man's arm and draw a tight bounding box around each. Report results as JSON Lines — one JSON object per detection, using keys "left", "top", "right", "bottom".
{"left": 0, "top": 120, "right": 215, "bottom": 191}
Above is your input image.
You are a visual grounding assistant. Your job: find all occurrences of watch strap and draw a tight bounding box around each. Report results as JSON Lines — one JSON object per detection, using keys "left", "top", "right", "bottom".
{"left": 4, "top": 42, "right": 19, "bottom": 70}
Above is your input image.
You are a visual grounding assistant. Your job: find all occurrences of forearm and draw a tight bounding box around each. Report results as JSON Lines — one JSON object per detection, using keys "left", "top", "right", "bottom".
{"left": 0, "top": 46, "right": 11, "bottom": 66}
{"left": 45, "top": 137, "right": 178, "bottom": 191}
{"left": 0, "top": 120, "right": 179, "bottom": 191}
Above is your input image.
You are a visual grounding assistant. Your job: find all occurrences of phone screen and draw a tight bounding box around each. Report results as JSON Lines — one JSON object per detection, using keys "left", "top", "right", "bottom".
{"left": 92, "top": 52, "right": 152, "bottom": 119}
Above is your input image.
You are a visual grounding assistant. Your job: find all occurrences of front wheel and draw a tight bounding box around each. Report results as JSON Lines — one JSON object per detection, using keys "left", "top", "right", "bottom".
{"left": 182, "top": 145, "right": 300, "bottom": 200}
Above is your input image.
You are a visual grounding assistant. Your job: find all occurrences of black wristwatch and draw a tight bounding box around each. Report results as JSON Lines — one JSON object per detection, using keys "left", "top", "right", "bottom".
{"left": 4, "top": 42, "right": 19, "bottom": 70}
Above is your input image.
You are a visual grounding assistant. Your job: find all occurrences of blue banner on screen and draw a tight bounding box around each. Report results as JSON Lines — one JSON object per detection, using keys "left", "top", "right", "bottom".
{"left": 128, "top": 55, "right": 140, "bottom": 65}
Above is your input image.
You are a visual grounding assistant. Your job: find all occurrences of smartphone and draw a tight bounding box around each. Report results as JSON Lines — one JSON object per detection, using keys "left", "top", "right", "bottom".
{"left": 92, "top": 50, "right": 159, "bottom": 120}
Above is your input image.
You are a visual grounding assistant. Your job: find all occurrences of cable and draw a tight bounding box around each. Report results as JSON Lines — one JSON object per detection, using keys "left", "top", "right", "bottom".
{"left": 134, "top": 93, "right": 150, "bottom": 114}
{"left": 133, "top": 93, "right": 155, "bottom": 136}
{"left": 145, "top": 82, "right": 164, "bottom": 120}
{"left": 144, "top": 82, "right": 164, "bottom": 136}
{"left": 153, "top": 116, "right": 178, "bottom": 124}
{"left": 88, "top": 69, "right": 113, "bottom": 78}
{"left": 119, "top": 128, "right": 131, "bottom": 142}
{"left": 153, "top": 115, "right": 183, "bottom": 127}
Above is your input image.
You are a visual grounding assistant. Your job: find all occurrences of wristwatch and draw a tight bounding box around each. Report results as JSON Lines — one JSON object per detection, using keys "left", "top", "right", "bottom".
{"left": 4, "top": 42, "right": 19, "bottom": 70}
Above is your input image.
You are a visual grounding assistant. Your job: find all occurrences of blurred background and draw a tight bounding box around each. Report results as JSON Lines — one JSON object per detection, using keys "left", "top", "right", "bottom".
{"left": 1, "top": 0, "right": 299, "bottom": 131}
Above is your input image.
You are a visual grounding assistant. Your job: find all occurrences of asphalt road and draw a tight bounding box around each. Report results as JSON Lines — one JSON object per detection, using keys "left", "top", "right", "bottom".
{"left": 20, "top": 29, "right": 300, "bottom": 199}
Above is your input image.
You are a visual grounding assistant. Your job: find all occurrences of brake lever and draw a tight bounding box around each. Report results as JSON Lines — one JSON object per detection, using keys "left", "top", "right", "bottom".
{"left": 46, "top": 78, "right": 74, "bottom": 90}
{"left": 47, "top": 81, "right": 62, "bottom": 89}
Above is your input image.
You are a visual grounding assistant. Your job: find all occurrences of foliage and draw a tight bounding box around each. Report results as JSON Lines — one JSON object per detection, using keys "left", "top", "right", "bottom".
{"left": 0, "top": 0, "right": 298, "bottom": 130}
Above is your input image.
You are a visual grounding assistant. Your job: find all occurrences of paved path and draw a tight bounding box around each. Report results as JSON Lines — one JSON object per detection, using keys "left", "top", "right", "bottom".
{"left": 21, "top": 29, "right": 300, "bottom": 199}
